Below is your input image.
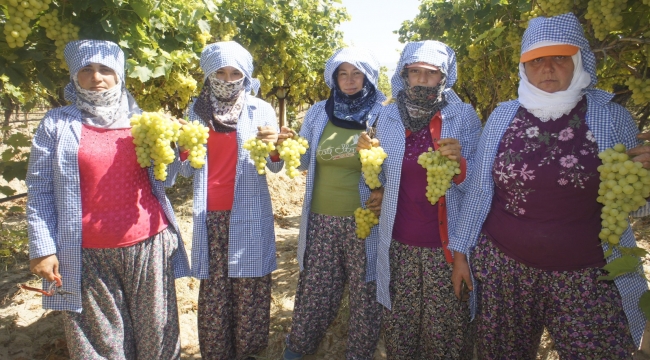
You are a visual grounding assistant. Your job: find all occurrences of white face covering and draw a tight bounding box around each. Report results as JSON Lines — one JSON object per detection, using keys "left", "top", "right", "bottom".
{"left": 517, "top": 41, "right": 592, "bottom": 122}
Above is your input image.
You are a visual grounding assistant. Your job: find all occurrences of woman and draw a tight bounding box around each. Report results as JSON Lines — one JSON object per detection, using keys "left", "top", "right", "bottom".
{"left": 282, "top": 48, "right": 385, "bottom": 360}
{"left": 27, "top": 40, "right": 190, "bottom": 359}
{"left": 167, "top": 41, "right": 285, "bottom": 360}
{"left": 366, "top": 41, "right": 481, "bottom": 359}
{"left": 450, "top": 13, "right": 648, "bottom": 358}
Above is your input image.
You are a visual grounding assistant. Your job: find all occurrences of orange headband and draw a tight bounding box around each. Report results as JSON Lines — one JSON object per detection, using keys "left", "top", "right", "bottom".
{"left": 520, "top": 44, "right": 579, "bottom": 63}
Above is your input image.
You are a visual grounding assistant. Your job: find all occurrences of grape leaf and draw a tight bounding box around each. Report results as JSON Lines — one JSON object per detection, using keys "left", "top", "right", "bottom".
{"left": 598, "top": 255, "right": 640, "bottom": 280}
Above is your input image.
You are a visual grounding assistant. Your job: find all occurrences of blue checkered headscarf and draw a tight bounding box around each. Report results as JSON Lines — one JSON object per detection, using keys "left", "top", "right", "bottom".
{"left": 324, "top": 47, "right": 385, "bottom": 99}
{"left": 391, "top": 41, "right": 458, "bottom": 99}
{"left": 63, "top": 40, "right": 126, "bottom": 102}
{"left": 200, "top": 41, "right": 260, "bottom": 95}
{"left": 522, "top": 13, "right": 597, "bottom": 88}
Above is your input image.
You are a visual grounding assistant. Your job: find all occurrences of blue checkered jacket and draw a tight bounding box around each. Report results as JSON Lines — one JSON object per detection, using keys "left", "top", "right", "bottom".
{"left": 448, "top": 89, "right": 648, "bottom": 347}
{"left": 374, "top": 95, "right": 482, "bottom": 309}
{"left": 26, "top": 105, "right": 191, "bottom": 312}
{"left": 295, "top": 100, "right": 383, "bottom": 282}
{"left": 167, "top": 95, "right": 282, "bottom": 279}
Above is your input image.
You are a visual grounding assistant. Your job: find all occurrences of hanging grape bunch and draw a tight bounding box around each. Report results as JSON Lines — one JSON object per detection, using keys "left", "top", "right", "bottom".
{"left": 130, "top": 112, "right": 181, "bottom": 181}
{"left": 354, "top": 207, "right": 379, "bottom": 239}
{"left": 359, "top": 146, "right": 388, "bottom": 189}
{"left": 417, "top": 147, "right": 461, "bottom": 205}
{"left": 38, "top": 9, "right": 79, "bottom": 68}
{"left": 276, "top": 135, "right": 309, "bottom": 179}
{"left": 243, "top": 137, "right": 276, "bottom": 175}
{"left": 2, "top": 0, "right": 51, "bottom": 48}
{"left": 178, "top": 120, "right": 209, "bottom": 169}
{"left": 597, "top": 144, "right": 650, "bottom": 245}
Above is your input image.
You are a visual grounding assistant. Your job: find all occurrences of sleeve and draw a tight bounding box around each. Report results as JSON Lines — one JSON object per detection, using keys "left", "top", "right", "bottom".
{"left": 454, "top": 104, "right": 482, "bottom": 187}
{"left": 297, "top": 104, "right": 320, "bottom": 172}
{"left": 610, "top": 102, "right": 641, "bottom": 150}
{"left": 26, "top": 115, "right": 59, "bottom": 259}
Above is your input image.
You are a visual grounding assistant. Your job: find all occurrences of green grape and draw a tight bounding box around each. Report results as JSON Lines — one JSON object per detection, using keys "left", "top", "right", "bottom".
{"left": 585, "top": 0, "right": 625, "bottom": 41}
{"left": 178, "top": 120, "right": 209, "bottom": 169}
{"left": 276, "top": 135, "right": 309, "bottom": 179}
{"left": 38, "top": 9, "right": 79, "bottom": 68}
{"left": 596, "top": 144, "right": 650, "bottom": 246}
{"left": 417, "top": 147, "right": 461, "bottom": 205}
{"left": 359, "top": 146, "right": 388, "bottom": 189}
{"left": 536, "top": 0, "right": 573, "bottom": 16}
{"left": 243, "top": 137, "right": 275, "bottom": 175}
{"left": 354, "top": 207, "right": 379, "bottom": 239}
{"left": 2, "top": 0, "right": 48, "bottom": 47}
{"left": 130, "top": 112, "right": 182, "bottom": 181}
{"left": 626, "top": 76, "right": 650, "bottom": 106}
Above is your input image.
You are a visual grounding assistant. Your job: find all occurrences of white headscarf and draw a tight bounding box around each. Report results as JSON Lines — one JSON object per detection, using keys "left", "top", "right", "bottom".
{"left": 517, "top": 41, "right": 591, "bottom": 122}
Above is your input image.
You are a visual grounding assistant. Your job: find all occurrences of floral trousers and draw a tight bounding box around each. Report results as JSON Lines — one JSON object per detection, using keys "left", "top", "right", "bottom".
{"left": 286, "top": 212, "right": 383, "bottom": 360}
{"left": 197, "top": 210, "right": 272, "bottom": 360}
{"left": 383, "top": 240, "right": 474, "bottom": 360}
{"left": 62, "top": 228, "right": 181, "bottom": 360}
{"left": 472, "top": 234, "right": 635, "bottom": 359}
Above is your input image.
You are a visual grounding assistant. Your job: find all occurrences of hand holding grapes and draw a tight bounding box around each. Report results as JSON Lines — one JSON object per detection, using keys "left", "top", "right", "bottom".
{"left": 437, "top": 138, "right": 462, "bottom": 162}
{"left": 627, "top": 132, "right": 650, "bottom": 169}
{"left": 276, "top": 126, "right": 295, "bottom": 147}
{"left": 366, "top": 187, "right": 384, "bottom": 216}
{"left": 257, "top": 126, "right": 279, "bottom": 156}
{"left": 356, "top": 131, "right": 380, "bottom": 152}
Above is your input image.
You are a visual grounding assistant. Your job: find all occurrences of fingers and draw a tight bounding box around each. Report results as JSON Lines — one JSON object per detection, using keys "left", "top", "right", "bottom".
{"left": 638, "top": 132, "right": 650, "bottom": 141}
{"left": 451, "top": 252, "right": 473, "bottom": 301}
{"left": 356, "top": 132, "right": 374, "bottom": 151}
{"left": 29, "top": 255, "right": 61, "bottom": 283}
{"left": 257, "top": 126, "right": 279, "bottom": 143}
{"left": 438, "top": 138, "right": 461, "bottom": 161}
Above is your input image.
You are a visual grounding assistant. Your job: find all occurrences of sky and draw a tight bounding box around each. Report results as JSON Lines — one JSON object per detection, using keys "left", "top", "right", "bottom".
{"left": 338, "top": 0, "right": 422, "bottom": 76}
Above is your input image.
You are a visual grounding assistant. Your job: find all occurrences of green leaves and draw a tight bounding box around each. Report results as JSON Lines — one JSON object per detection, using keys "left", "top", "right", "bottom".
{"left": 598, "top": 255, "right": 641, "bottom": 281}
{"left": 639, "top": 291, "right": 650, "bottom": 320}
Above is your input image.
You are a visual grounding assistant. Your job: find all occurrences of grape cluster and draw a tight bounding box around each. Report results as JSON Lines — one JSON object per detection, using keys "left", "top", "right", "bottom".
{"left": 277, "top": 135, "right": 309, "bottom": 179}
{"left": 243, "top": 138, "right": 275, "bottom": 175}
{"left": 585, "top": 0, "right": 625, "bottom": 40}
{"left": 354, "top": 207, "right": 379, "bottom": 239}
{"left": 626, "top": 76, "right": 650, "bottom": 106}
{"left": 597, "top": 144, "right": 650, "bottom": 245}
{"left": 359, "top": 146, "right": 388, "bottom": 189}
{"left": 1, "top": 0, "right": 50, "bottom": 48}
{"left": 417, "top": 147, "right": 461, "bottom": 205}
{"left": 39, "top": 9, "right": 79, "bottom": 68}
{"left": 130, "top": 112, "right": 181, "bottom": 181}
{"left": 178, "top": 120, "right": 209, "bottom": 169}
{"left": 536, "top": 0, "right": 573, "bottom": 17}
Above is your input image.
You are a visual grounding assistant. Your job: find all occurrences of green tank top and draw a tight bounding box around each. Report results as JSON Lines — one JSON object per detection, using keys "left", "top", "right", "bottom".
{"left": 310, "top": 121, "right": 363, "bottom": 216}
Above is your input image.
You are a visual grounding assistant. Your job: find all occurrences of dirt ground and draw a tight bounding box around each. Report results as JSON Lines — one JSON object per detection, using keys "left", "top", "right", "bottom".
{"left": 2, "top": 170, "right": 650, "bottom": 359}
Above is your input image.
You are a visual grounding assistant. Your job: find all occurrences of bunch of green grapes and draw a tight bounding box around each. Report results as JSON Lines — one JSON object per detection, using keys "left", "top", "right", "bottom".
{"left": 626, "top": 76, "right": 650, "bottom": 106}
{"left": 597, "top": 144, "right": 650, "bottom": 245}
{"left": 585, "top": 0, "right": 625, "bottom": 40}
{"left": 178, "top": 120, "right": 209, "bottom": 169}
{"left": 417, "top": 147, "right": 461, "bottom": 205}
{"left": 359, "top": 146, "right": 388, "bottom": 189}
{"left": 277, "top": 135, "right": 309, "bottom": 179}
{"left": 354, "top": 207, "right": 379, "bottom": 239}
{"left": 243, "top": 138, "right": 275, "bottom": 175}
{"left": 536, "top": 0, "right": 573, "bottom": 16}
{"left": 1, "top": 0, "right": 50, "bottom": 48}
{"left": 167, "top": 72, "right": 198, "bottom": 110}
{"left": 130, "top": 112, "right": 181, "bottom": 181}
{"left": 39, "top": 9, "right": 79, "bottom": 68}
{"left": 519, "top": 9, "right": 541, "bottom": 28}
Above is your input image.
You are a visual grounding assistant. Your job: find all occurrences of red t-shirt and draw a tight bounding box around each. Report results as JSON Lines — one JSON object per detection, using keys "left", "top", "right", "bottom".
{"left": 78, "top": 125, "right": 168, "bottom": 248}
{"left": 206, "top": 129, "right": 237, "bottom": 211}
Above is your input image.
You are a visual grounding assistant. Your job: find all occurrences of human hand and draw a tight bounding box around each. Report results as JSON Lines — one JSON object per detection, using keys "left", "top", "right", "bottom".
{"left": 628, "top": 132, "right": 650, "bottom": 169}
{"left": 357, "top": 132, "right": 380, "bottom": 152}
{"left": 438, "top": 138, "right": 462, "bottom": 162}
{"left": 276, "top": 126, "right": 295, "bottom": 147}
{"left": 451, "top": 251, "right": 473, "bottom": 301}
{"left": 365, "top": 187, "right": 384, "bottom": 216}
{"left": 30, "top": 254, "right": 61, "bottom": 283}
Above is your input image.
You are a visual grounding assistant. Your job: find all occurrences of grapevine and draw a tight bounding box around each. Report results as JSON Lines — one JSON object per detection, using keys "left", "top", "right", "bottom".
{"left": 359, "top": 146, "right": 388, "bottom": 189}
{"left": 625, "top": 76, "right": 650, "bottom": 106}
{"left": 130, "top": 112, "right": 181, "bottom": 181}
{"left": 178, "top": 120, "right": 209, "bottom": 169}
{"left": 585, "top": 0, "right": 625, "bottom": 41}
{"left": 276, "top": 135, "right": 309, "bottom": 179}
{"left": 597, "top": 144, "right": 650, "bottom": 245}
{"left": 243, "top": 137, "right": 275, "bottom": 175}
{"left": 1, "top": 0, "right": 50, "bottom": 48}
{"left": 354, "top": 207, "right": 379, "bottom": 239}
{"left": 536, "top": 0, "right": 573, "bottom": 17}
{"left": 39, "top": 9, "right": 80, "bottom": 68}
{"left": 417, "top": 147, "right": 461, "bottom": 205}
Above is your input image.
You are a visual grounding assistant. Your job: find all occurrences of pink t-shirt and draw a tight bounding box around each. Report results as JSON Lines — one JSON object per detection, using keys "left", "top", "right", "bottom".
{"left": 207, "top": 129, "right": 237, "bottom": 211}
{"left": 78, "top": 125, "right": 168, "bottom": 248}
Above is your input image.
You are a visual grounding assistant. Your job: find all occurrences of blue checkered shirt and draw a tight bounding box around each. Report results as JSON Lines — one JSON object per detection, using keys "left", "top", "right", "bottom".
{"left": 27, "top": 106, "right": 191, "bottom": 312}
{"left": 167, "top": 95, "right": 282, "bottom": 278}
{"left": 448, "top": 90, "right": 647, "bottom": 347}
{"left": 374, "top": 97, "right": 482, "bottom": 309}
